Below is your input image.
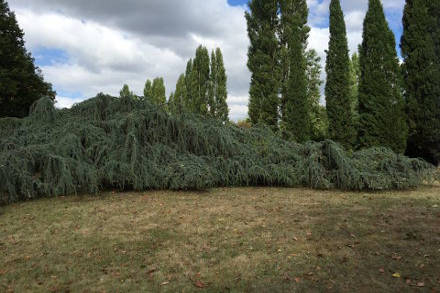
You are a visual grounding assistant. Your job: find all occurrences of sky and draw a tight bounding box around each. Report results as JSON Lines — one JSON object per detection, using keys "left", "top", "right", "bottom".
{"left": 9, "top": 0, "right": 405, "bottom": 121}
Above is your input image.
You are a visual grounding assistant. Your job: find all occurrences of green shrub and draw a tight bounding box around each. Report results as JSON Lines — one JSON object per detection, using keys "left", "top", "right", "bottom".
{"left": 0, "top": 94, "right": 436, "bottom": 205}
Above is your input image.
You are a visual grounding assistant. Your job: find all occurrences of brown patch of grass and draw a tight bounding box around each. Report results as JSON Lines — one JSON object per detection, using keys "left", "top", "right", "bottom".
{"left": 1, "top": 186, "right": 440, "bottom": 292}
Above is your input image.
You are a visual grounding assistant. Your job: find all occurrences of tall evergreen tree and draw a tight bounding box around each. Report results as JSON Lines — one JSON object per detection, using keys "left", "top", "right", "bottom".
{"left": 279, "top": 0, "right": 310, "bottom": 142}
{"left": 358, "top": 0, "right": 407, "bottom": 153}
{"left": 246, "top": 0, "right": 280, "bottom": 129}
{"left": 325, "top": 0, "right": 355, "bottom": 148}
{"left": 401, "top": 0, "right": 440, "bottom": 164}
{"left": 151, "top": 77, "right": 166, "bottom": 105}
{"left": 0, "top": 0, "right": 54, "bottom": 118}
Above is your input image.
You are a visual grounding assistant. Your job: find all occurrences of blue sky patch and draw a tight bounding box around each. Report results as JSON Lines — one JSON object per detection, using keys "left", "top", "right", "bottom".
{"left": 227, "top": 0, "right": 248, "bottom": 7}
{"left": 33, "top": 47, "right": 69, "bottom": 67}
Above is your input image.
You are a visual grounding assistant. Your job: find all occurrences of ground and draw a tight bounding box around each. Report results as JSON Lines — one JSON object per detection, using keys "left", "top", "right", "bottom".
{"left": 1, "top": 185, "right": 440, "bottom": 292}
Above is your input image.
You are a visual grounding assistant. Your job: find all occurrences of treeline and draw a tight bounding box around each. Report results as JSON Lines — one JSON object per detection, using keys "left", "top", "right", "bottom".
{"left": 246, "top": 0, "right": 440, "bottom": 165}
{"left": 0, "top": 0, "right": 229, "bottom": 122}
{"left": 121, "top": 46, "right": 229, "bottom": 123}
{"left": 1, "top": 0, "right": 439, "bottom": 165}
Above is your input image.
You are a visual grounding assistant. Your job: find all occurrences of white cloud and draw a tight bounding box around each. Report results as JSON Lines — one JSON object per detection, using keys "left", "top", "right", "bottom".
{"left": 9, "top": 0, "right": 405, "bottom": 121}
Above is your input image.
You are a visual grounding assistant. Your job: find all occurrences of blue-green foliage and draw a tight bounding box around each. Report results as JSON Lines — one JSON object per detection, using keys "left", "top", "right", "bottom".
{"left": 0, "top": 95, "right": 436, "bottom": 204}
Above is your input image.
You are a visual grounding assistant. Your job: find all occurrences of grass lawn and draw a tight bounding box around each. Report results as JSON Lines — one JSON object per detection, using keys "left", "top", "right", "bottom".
{"left": 1, "top": 185, "right": 440, "bottom": 292}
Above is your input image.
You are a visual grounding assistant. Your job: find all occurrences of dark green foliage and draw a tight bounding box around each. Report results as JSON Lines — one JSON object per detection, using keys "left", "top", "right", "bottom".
{"left": 325, "top": 0, "right": 355, "bottom": 148}
{"left": 0, "top": 95, "right": 435, "bottom": 205}
{"left": 401, "top": 0, "right": 440, "bottom": 165}
{"left": 246, "top": 0, "right": 280, "bottom": 129}
{"left": 0, "top": 0, "right": 54, "bottom": 118}
{"left": 279, "top": 0, "right": 311, "bottom": 142}
{"left": 358, "top": 0, "right": 407, "bottom": 153}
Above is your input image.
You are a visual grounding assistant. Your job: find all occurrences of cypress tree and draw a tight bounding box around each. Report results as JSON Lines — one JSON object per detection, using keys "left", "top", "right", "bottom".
{"left": 401, "top": 0, "right": 440, "bottom": 164}
{"left": 151, "top": 77, "right": 166, "bottom": 105}
{"left": 0, "top": 0, "right": 54, "bottom": 118}
{"left": 144, "top": 79, "right": 153, "bottom": 99}
{"left": 246, "top": 0, "right": 280, "bottom": 129}
{"left": 214, "top": 48, "right": 229, "bottom": 122}
{"left": 279, "top": 0, "right": 310, "bottom": 142}
{"left": 358, "top": 0, "right": 407, "bottom": 153}
{"left": 325, "top": 0, "right": 355, "bottom": 148}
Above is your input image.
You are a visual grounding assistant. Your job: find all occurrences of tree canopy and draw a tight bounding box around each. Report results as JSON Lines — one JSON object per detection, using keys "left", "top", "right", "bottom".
{"left": 358, "top": 0, "right": 407, "bottom": 153}
{"left": 0, "top": 0, "right": 54, "bottom": 118}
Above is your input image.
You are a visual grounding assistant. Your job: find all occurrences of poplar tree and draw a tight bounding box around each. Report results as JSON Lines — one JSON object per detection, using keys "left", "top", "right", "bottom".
{"left": 187, "top": 46, "right": 210, "bottom": 115}
{"left": 168, "top": 92, "right": 175, "bottom": 113}
{"left": 246, "top": 0, "right": 280, "bottom": 129}
{"left": 358, "top": 0, "right": 407, "bottom": 153}
{"left": 208, "top": 50, "right": 217, "bottom": 117}
{"left": 120, "top": 84, "right": 134, "bottom": 99}
{"left": 0, "top": 0, "right": 54, "bottom": 118}
{"left": 306, "top": 50, "right": 327, "bottom": 141}
{"left": 349, "top": 52, "right": 360, "bottom": 125}
{"left": 151, "top": 77, "right": 166, "bottom": 105}
{"left": 325, "top": 0, "right": 355, "bottom": 148}
{"left": 144, "top": 79, "right": 153, "bottom": 99}
{"left": 401, "top": 0, "right": 440, "bottom": 164}
{"left": 213, "top": 48, "right": 229, "bottom": 122}
{"left": 279, "top": 0, "right": 310, "bottom": 142}
{"left": 184, "top": 59, "right": 195, "bottom": 110}
{"left": 170, "top": 74, "right": 187, "bottom": 115}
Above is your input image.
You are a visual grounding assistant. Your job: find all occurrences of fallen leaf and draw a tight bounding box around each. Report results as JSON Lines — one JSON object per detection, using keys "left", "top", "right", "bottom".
{"left": 392, "top": 273, "right": 401, "bottom": 278}
{"left": 147, "top": 268, "right": 156, "bottom": 274}
{"left": 416, "top": 282, "right": 424, "bottom": 287}
{"left": 392, "top": 254, "right": 402, "bottom": 260}
{"left": 293, "top": 237, "right": 298, "bottom": 241}
{"left": 406, "top": 279, "right": 411, "bottom": 284}
{"left": 160, "top": 281, "right": 169, "bottom": 286}
{"left": 294, "top": 277, "right": 301, "bottom": 283}
{"left": 194, "top": 280, "right": 206, "bottom": 288}
{"left": 379, "top": 268, "right": 385, "bottom": 273}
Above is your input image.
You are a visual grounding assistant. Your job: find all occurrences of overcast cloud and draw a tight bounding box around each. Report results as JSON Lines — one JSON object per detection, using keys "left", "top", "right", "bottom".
{"left": 9, "top": 0, "right": 405, "bottom": 121}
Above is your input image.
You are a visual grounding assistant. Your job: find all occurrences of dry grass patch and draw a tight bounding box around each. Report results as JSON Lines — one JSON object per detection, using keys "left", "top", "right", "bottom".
{"left": 1, "top": 186, "right": 440, "bottom": 292}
